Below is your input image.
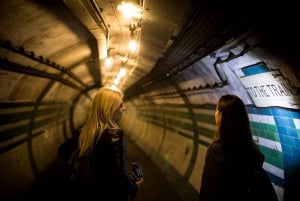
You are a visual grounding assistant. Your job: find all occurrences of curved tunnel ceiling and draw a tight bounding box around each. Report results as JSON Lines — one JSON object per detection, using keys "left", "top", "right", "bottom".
{"left": 0, "top": 0, "right": 294, "bottom": 103}
{"left": 1, "top": 0, "right": 197, "bottom": 102}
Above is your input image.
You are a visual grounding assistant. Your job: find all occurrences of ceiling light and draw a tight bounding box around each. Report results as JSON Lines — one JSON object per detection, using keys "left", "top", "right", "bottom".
{"left": 117, "top": 2, "right": 143, "bottom": 19}
{"left": 105, "top": 57, "right": 112, "bottom": 67}
{"left": 114, "top": 78, "right": 120, "bottom": 85}
{"left": 129, "top": 40, "right": 137, "bottom": 52}
{"left": 119, "top": 67, "right": 127, "bottom": 77}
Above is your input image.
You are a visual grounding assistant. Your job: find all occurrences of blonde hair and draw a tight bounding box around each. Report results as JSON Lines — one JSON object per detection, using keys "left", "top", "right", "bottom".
{"left": 78, "top": 87, "right": 123, "bottom": 156}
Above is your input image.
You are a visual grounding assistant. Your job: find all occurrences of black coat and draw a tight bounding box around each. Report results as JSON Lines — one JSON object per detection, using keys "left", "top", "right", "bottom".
{"left": 199, "top": 140, "right": 277, "bottom": 201}
{"left": 74, "top": 129, "right": 137, "bottom": 201}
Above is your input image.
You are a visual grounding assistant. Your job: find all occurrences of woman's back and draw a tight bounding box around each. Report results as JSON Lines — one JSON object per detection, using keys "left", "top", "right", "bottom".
{"left": 199, "top": 140, "right": 265, "bottom": 200}
{"left": 199, "top": 94, "right": 277, "bottom": 201}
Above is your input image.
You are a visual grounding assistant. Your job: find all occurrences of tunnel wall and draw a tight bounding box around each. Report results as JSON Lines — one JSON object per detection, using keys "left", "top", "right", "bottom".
{"left": 0, "top": 101, "right": 72, "bottom": 195}
{"left": 121, "top": 31, "right": 300, "bottom": 201}
{"left": 0, "top": 30, "right": 299, "bottom": 201}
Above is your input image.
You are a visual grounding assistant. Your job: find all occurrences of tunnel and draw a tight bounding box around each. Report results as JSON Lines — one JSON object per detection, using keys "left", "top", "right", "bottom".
{"left": 0, "top": 0, "right": 300, "bottom": 201}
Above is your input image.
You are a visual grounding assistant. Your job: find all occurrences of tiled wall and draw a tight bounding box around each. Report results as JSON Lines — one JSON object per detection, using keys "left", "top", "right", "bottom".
{"left": 248, "top": 106, "right": 300, "bottom": 201}
{"left": 134, "top": 103, "right": 300, "bottom": 201}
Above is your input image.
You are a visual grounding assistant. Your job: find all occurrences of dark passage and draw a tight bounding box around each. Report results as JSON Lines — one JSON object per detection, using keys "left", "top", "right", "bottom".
{"left": 10, "top": 137, "right": 182, "bottom": 201}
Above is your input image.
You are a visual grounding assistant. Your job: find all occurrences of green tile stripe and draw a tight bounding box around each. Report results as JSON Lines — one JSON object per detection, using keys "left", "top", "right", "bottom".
{"left": 250, "top": 122, "right": 279, "bottom": 141}
{"left": 248, "top": 113, "right": 283, "bottom": 177}
{"left": 138, "top": 104, "right": 283, "bottom": 173}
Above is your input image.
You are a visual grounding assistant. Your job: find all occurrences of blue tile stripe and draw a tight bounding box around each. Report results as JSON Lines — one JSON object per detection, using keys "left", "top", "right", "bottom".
{"left": 241, "top": 62, "right": 269, "bottom": 76}
{"left": 247, "top": 106, "right": 300, "bottom": 192}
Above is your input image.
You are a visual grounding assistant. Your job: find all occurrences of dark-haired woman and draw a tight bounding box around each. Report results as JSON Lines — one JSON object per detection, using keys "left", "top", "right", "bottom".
{"left": 199, "top": 94, "right": 277, "bottom": 201}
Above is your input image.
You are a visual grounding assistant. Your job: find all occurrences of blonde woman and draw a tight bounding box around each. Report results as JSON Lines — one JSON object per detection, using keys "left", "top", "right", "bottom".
{"left": 75, "top": 87, "right": 143, "bottom": 200}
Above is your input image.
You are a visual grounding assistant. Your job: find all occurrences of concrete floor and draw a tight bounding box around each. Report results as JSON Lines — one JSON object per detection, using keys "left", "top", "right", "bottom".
{"left": 126, "top": 137, "right": 183, "bottom": 201}
{"left": 11, "top": 137, "right": 183, "bottom": 201}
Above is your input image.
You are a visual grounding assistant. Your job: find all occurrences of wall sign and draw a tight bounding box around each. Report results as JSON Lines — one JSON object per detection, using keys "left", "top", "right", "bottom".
{"left": 240, "top": 63, "right": 300, "bottom": 109}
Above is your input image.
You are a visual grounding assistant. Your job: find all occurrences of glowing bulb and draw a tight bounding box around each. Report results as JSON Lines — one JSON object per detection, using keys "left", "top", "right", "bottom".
{"left": 120, "top": 68, "right": 127, "bottom": 77}
{"left": 105, "top": 57, "right": 112, "bottom": 67}
{"left": 129, "top": 40, "right": 137, "bottom": 52}
{"left": 117, "top": 2, "right": 142, "bottom": 19}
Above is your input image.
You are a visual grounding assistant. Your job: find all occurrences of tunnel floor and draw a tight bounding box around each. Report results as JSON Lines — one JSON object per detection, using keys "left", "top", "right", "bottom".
{"left": 12, "top": 137, "right": 183, "bottom": 201}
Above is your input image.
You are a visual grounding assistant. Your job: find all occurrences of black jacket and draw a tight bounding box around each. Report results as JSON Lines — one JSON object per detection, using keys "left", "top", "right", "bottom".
{"left": 75, "top": 129, "right": 137, "bottom": 201}
{"left": 199, "top": 140, "right": 277, "bottom": 201}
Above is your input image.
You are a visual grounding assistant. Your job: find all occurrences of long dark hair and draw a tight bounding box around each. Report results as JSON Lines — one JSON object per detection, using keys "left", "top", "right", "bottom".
{"left": 216, "top": 94, "right": 253, "bottom": 144}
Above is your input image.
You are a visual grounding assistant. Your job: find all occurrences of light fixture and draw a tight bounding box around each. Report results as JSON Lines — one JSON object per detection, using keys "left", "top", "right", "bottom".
{"left": 117, "top": 2, "right": 142, "bottom": 19}
{"left": 113, "top": 67, "right": 127, "bottom": 86}
{"left": 128, "top": 21, "right": 138, "bottom": 52}
{"left": 112, "top": 1, "right": 143, "bottom": 89}
{"left": 119, "top": 67, "right": 127, "bottom": 77}
{"left": 105, "top": 57, "right": 112, "bottom": 67}
{"left": 128, "top": 40, "right": 137, "bottom": 52}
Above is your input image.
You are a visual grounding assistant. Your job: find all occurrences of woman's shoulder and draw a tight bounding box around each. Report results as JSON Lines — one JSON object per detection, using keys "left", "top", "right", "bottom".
{"left": 99, "top": 128, "right": 124, "bottom": 143}
{"left": 207, "top": 141, "right": 225, "bottom": 160}
{"left": 209, "top": 140, "right": 224, "bottom": 151}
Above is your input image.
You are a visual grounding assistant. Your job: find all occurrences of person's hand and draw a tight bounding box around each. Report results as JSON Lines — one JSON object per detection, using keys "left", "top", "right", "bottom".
{"left": 135, "top": 177, "right": 144, "bottom": 187}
